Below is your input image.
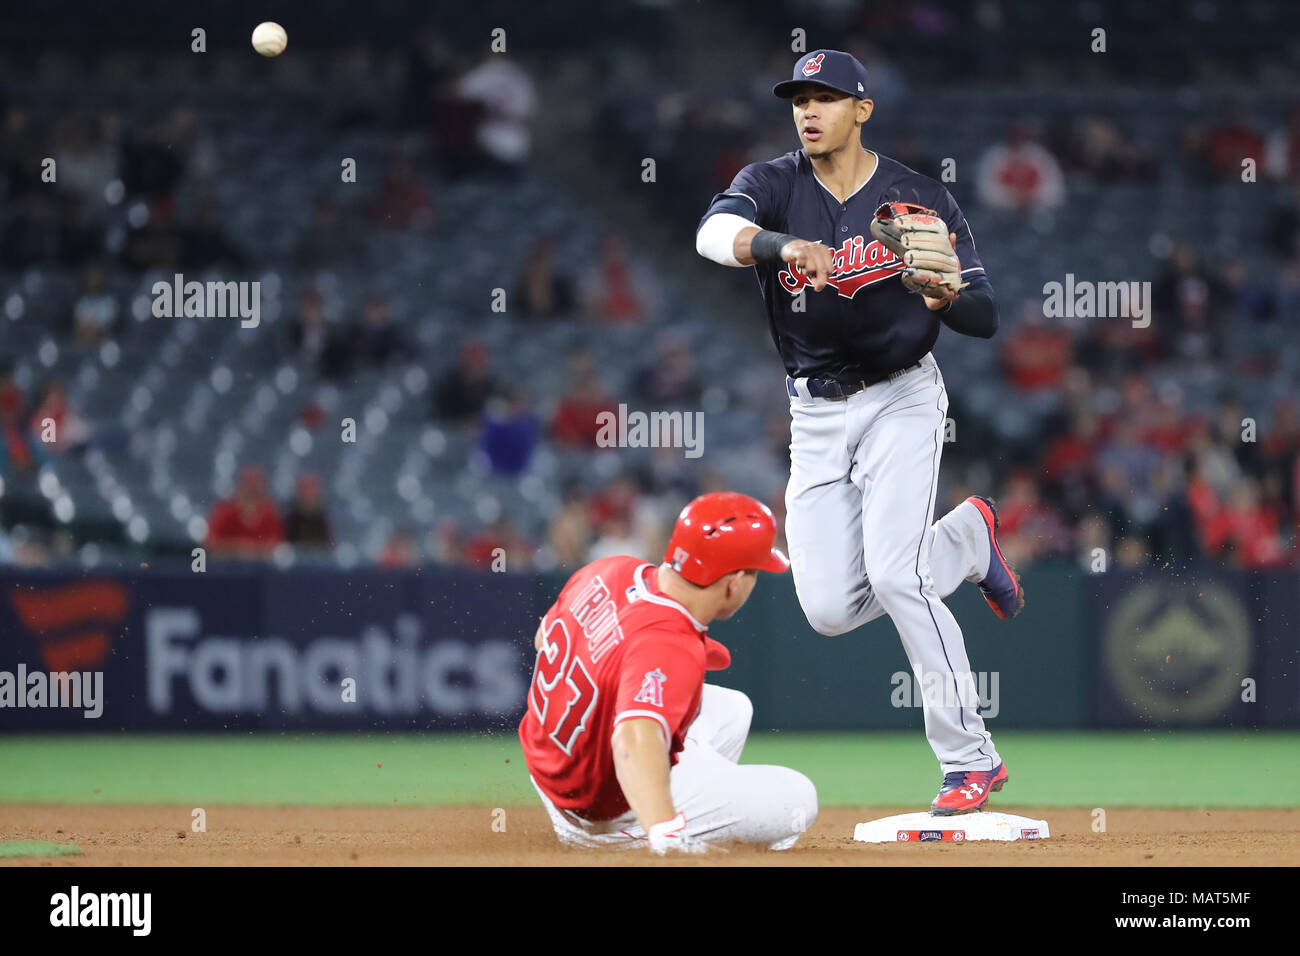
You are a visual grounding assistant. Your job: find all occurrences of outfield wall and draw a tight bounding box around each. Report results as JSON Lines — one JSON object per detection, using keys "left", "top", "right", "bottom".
{"left": 0, "top": 562, "right": 1293, "bottom": 730}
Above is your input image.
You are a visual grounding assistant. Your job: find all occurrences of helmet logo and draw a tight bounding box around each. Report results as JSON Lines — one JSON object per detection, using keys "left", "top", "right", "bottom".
{"left": 671, "top": 547, "right": 690, "bottom": 571}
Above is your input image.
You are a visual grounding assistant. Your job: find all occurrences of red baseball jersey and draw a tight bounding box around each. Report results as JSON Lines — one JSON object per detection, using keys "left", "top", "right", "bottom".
{"left": 519, "top": 555, "right": 732, "bottom": 821}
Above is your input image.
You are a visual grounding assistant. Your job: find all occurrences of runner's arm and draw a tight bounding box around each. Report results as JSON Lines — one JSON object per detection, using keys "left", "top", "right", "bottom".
{"left": 611, "top": 717, "right": 676, "bottom": 833}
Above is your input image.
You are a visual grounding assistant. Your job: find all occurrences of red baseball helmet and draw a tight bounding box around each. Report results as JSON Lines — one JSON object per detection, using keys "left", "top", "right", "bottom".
{"left": 664, "top": 492, "right": 790, "bottom": 586}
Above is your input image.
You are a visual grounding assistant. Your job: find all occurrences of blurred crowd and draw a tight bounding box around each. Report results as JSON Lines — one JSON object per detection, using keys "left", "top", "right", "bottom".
{"left": 617, "top": 79, "right": 1300, "bottom": 226}
{"left": 967, "top": 105, "right": 1300, "bottom": 212}
{"left": 3, "top": 12, "right": 1300, "bottom": 578}
{"left": 279, "top": 282, "right": 722, "bottom": 574}
{"left": 941, "top": 375, "right": 1300, "bottom": 572}
{"left": 0, "top": 41, "right": 696, "bottom": 574}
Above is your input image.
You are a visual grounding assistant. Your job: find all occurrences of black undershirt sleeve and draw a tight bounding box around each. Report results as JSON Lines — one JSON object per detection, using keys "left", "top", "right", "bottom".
{"left": 938, "top": 273, "right": 999, "bottom": 338}
{"left": 696, "top": 195, "right": 761, "bottom": 232}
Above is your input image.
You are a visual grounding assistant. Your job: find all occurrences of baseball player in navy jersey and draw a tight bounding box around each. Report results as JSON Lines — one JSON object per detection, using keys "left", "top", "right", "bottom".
{"left": 695, "top": 49, "right": 1024, "bottom": 815}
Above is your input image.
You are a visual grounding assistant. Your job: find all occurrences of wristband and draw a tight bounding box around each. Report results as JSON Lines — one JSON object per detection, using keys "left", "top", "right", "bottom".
{"left": 750, "top": 230, "right": 800, "bottom": 264}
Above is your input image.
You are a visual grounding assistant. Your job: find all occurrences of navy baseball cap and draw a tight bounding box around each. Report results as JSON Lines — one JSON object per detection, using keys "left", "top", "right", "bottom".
{"left": 773, "top": 49, "right": 869, "bottom": 99}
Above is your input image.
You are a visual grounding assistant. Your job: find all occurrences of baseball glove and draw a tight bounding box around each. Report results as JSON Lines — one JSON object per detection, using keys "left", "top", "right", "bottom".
{"left": 870, "top": 201, "right": 969, "bottom": 298}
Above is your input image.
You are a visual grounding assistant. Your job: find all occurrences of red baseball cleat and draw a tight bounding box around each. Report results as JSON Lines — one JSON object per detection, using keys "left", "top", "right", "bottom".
{"left": 966, "top": 496, "right": 1024, "bottom": 620}
{"left": 930, "top": 762, "right": 1009, "bottom": 816}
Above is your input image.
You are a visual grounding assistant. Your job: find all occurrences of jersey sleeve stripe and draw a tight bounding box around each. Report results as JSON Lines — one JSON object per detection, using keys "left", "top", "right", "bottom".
{"left": 613, "top": 708, "right": 671, "bottom": 741}
{"left": 721, "top": 191, "right": 759, "bottom": 212}
{"left": 960, "top": 266, "right": 986, "bottom": 274}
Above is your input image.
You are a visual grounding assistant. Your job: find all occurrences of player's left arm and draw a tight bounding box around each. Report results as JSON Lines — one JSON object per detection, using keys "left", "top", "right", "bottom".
{"left": 612, "top": 639, "right": 706, "bottom": 852}
{"left": 929, "top": 191, "right": 999, "bottom": 338}
{"left": 611, "top": 718, "right": 676, "bottom": 832}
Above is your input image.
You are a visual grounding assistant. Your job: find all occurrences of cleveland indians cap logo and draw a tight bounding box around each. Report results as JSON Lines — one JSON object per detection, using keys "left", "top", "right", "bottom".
{"left": 802, "top": 53, "right": 825, "bottom": 76}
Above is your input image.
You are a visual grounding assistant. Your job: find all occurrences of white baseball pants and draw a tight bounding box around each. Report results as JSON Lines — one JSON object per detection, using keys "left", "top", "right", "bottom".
{"left": 532, "top": 684, "right": 818, "bottom": 851}
{"left": 784, "top": 353, "right": 1002, "bottom": 775}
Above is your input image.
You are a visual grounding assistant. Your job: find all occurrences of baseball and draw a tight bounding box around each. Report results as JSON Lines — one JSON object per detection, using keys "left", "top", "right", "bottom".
{"left": 251, "top": 21, "right": 287, "bottom": 57}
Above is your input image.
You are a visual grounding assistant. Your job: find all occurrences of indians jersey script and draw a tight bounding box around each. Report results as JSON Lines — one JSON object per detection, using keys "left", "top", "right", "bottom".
{"left": 519, "top": 555, "right": 732, "bottom": 821}
{"left": 698, "top": 150, "right": 989, "bottom": 379}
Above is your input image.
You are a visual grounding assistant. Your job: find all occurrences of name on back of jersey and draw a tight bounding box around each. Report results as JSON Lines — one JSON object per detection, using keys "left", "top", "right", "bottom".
{"left": 568, "top": 574, "right": 625, "bottom": 664}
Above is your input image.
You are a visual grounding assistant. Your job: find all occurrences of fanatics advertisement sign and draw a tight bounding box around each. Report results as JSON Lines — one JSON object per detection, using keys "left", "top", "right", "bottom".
{"left": 0, "top": 567, "right": 538, "bottom": 731}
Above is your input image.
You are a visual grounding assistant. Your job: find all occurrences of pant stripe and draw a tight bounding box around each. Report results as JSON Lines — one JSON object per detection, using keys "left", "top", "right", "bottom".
{"left": 912, "top": 364, "right": 994, "bottom": 770}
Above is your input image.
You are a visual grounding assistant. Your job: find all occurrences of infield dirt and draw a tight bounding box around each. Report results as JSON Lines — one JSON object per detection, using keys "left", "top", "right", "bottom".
{"left": 2, "top": 805, "right": 1297, "bottom": 866}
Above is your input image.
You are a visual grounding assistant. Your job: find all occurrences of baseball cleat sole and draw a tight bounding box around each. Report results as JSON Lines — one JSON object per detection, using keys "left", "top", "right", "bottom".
{"left": 967, "top": 495, "right": 1025, "bottom": 620}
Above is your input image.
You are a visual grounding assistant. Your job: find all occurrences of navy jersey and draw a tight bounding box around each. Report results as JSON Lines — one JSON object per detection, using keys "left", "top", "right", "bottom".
{"left": 699, "top": 150, "right": 992, "bottom": 379}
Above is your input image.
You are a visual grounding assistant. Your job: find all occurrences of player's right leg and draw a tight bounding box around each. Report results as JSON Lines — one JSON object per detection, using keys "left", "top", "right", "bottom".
{"left": 647, "top": 685, "right": 816, "bottom": 850}
{"left": 667, "top": 740, "right": 818, "bottom": 850}
{"left": 685, "top": 683, "right": 753, "bottom": 763}
{"left": 656, "top": 684, "right": 818, "bottom": 848}
{"left": 851, "top": 359, "right": 1002, "bottom": 777}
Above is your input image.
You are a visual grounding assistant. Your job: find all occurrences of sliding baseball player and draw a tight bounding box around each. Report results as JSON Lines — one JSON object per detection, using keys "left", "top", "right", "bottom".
{"left": 519, "top": 492, "right": 818, "bottom": 852}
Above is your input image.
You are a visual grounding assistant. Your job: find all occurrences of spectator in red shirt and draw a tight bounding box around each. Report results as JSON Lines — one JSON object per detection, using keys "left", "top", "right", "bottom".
{"left": 1141, "top": 383, "right": 1194, "bottom": 454}
{"left": 551, "top": 351, "right": 614, "bottom": 446}
{"left": 993, "top": 469, "right": 1070, "bottom": 565}
{"left": 584, "top": 235, "right": 645, "bottom": 324}
{"left": 1201, "top": 479, "right": 1288, "bottom": 568}
{"left": 975, "top": 123, "right": 1065, "bottom": 211}
{"left": 0, "top": 374, "right": 37, "bottom": 476}
{"left": 586, "top": 476, "right": 640, "bottom": 529}
{"left": 1206, "top": 105, "right": 1265, "bottom": 179}
{"left": 206, "top": 465, "right": 284, "bottom": 558}
{"left": 1041, "top": 408, "right": 1099, "bottom": 488}
{"left": 1186, "top": 464, "right": 1220, "bottom": 532}
{"left": 379, "top": 528, "right": 420, "bottom": 569}
{"left": 1001, "top": 308, "right": 1072, "bottom": 391}
{"left": 465, "top": 518, "right": 532, "bottom": 571}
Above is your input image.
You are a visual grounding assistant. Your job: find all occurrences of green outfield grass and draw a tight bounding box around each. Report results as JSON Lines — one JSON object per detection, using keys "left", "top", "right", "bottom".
{"left": 0, "top": 731, "right": 1295, "bottom": 808}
